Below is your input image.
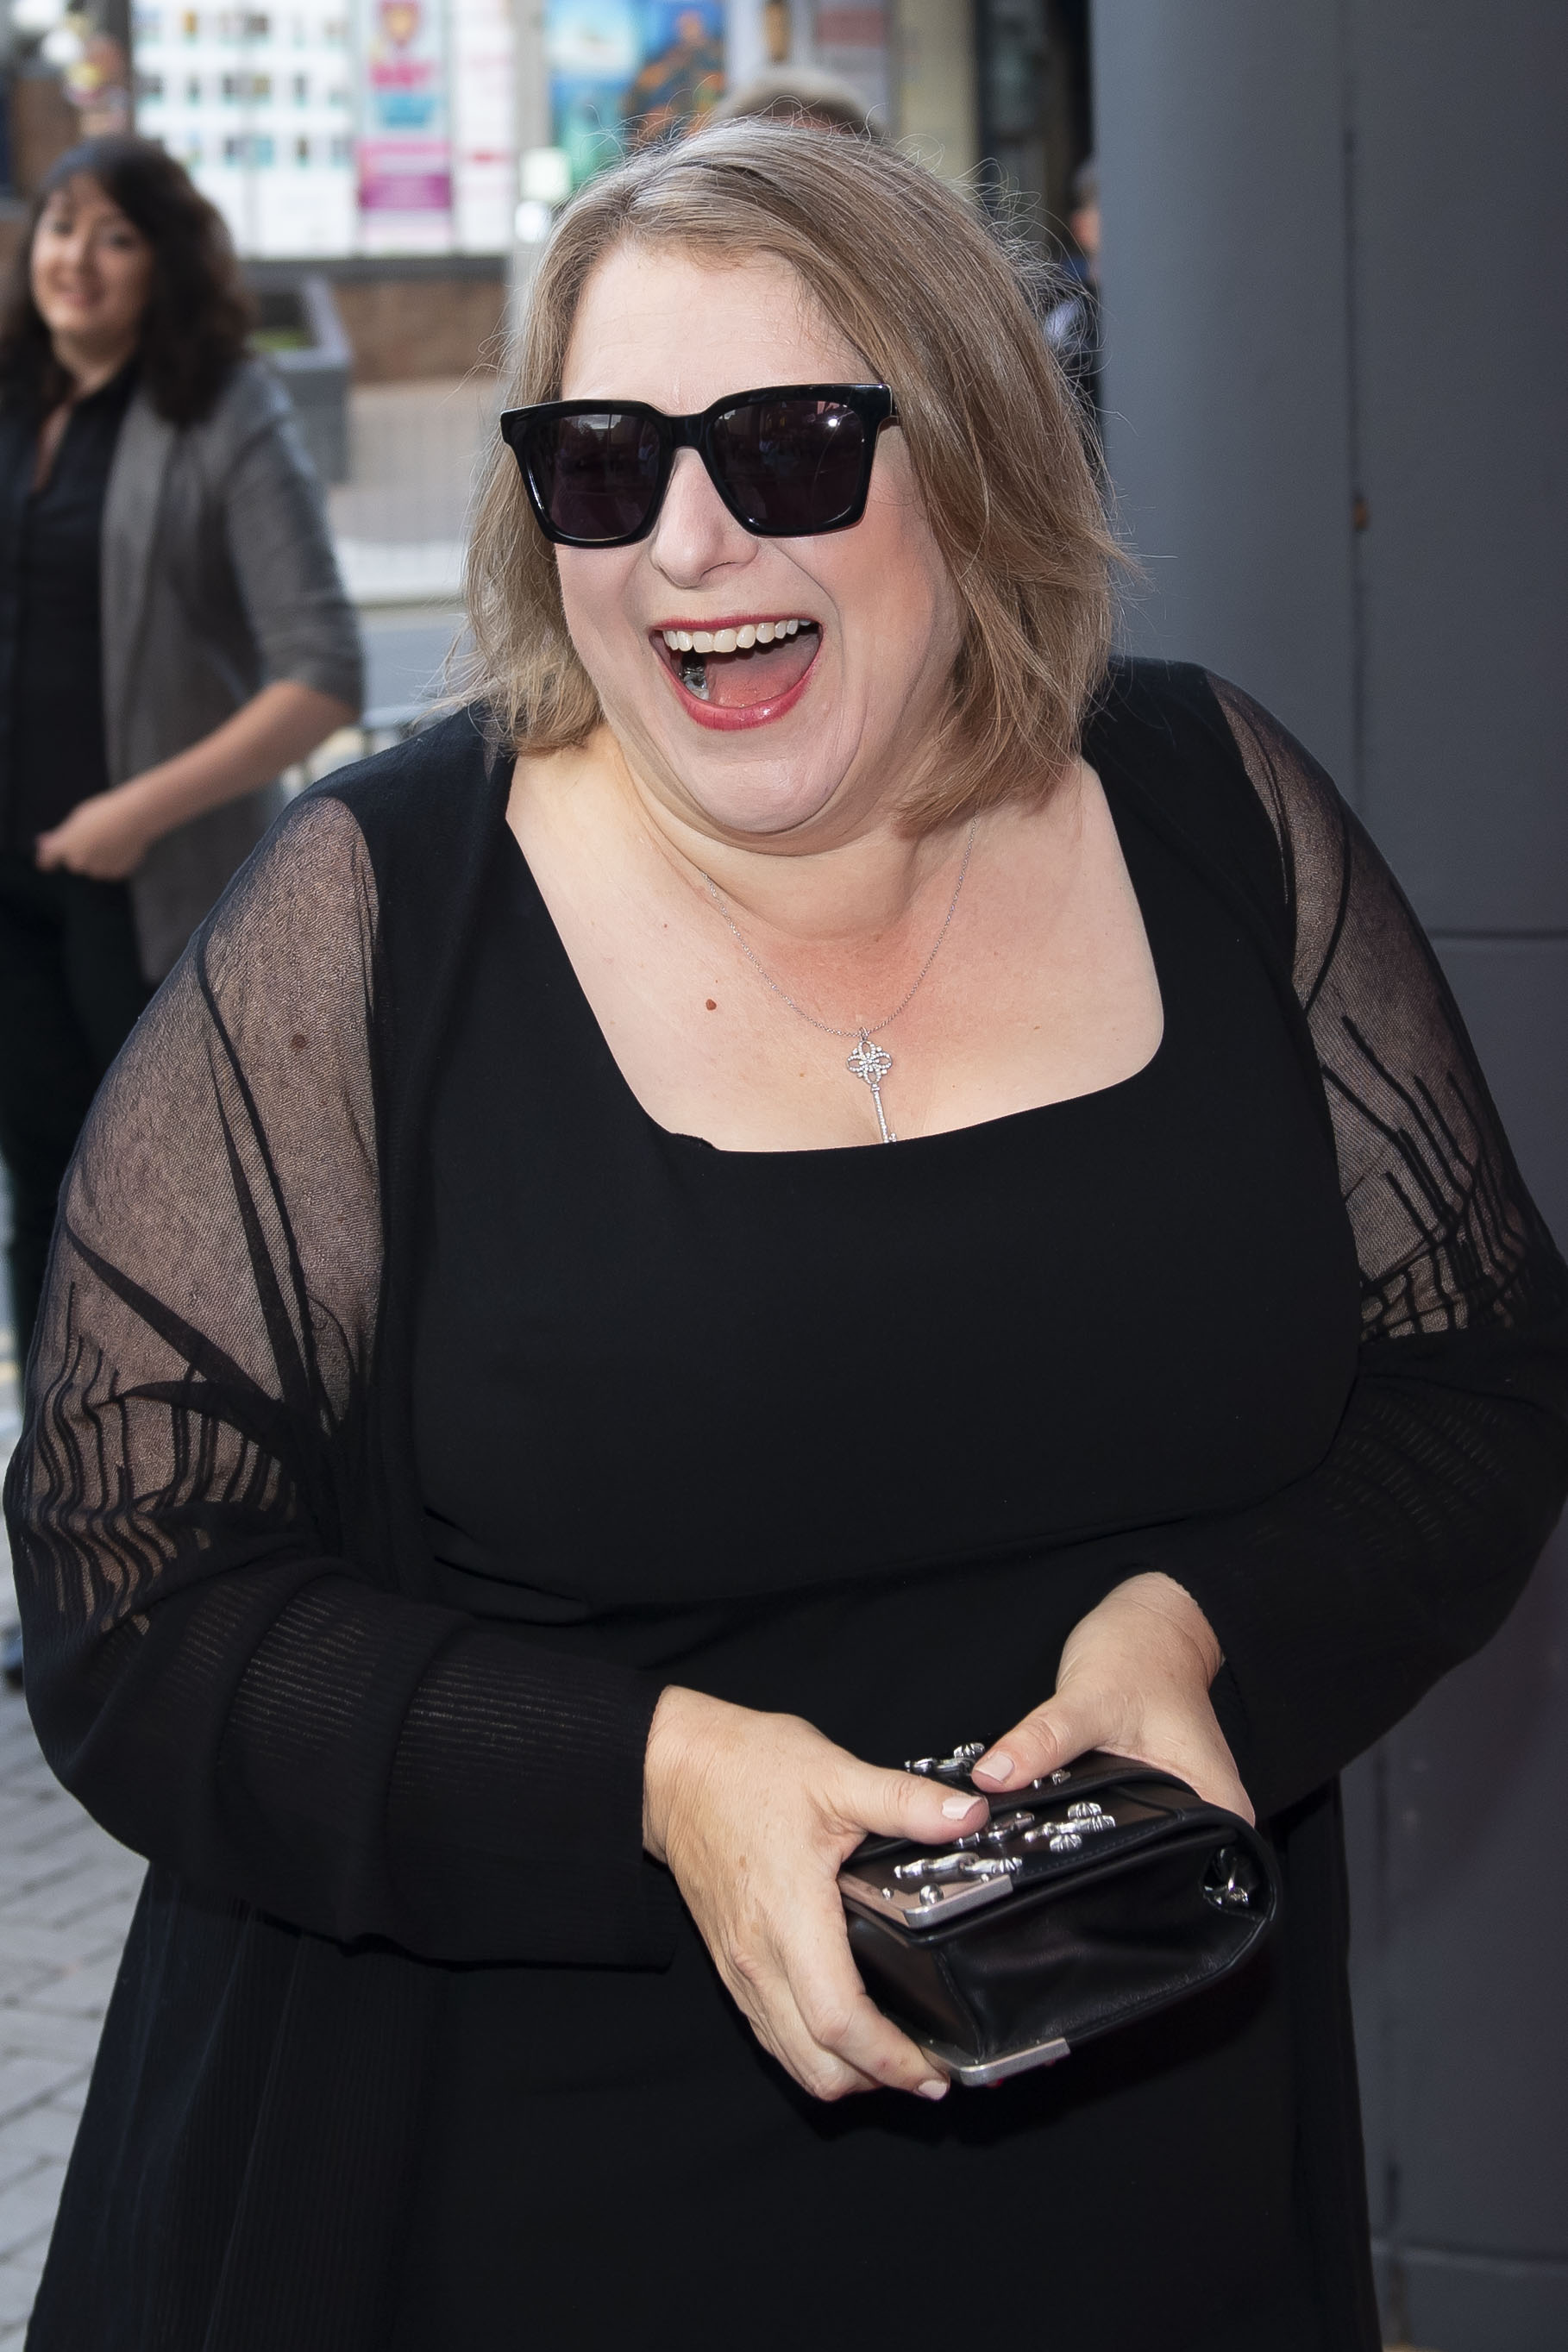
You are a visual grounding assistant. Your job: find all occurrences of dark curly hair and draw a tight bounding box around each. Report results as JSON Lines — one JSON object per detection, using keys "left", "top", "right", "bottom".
{"left": 0, "top": 136, "right": 255, "bottom": 425}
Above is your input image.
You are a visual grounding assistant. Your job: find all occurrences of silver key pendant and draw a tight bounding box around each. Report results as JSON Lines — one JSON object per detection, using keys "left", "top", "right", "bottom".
{"left": 846, "top": 1030, "right": 896, "bottom": 1143}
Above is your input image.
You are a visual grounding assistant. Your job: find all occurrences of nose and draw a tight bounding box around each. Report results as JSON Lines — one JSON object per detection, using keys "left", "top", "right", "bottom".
{"left": 647, "top": 446, "right": 756, "bottom": 586}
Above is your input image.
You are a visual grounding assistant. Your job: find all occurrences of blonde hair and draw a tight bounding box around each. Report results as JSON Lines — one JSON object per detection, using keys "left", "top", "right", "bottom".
{"left": 466, "top": 123, "right": 1118, "bottom": 827}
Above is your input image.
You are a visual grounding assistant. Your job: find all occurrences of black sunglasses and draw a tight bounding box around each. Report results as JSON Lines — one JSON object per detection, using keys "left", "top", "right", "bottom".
{"left": 500, "top": 382, "right": 899, "bottom": 549}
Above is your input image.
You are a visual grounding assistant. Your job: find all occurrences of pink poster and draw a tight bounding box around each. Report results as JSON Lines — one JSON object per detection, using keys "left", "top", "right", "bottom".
{"left": 358, "top": 0, "right": 452, "bottom": 240}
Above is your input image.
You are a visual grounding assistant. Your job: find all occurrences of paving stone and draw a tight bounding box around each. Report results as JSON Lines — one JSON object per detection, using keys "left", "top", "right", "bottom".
{"left": 0, "top": 1859, "right": 144, "bottom": 1930}
{"left": 0, "top": 2140, "right": 53, "bottom": 2200}
{"left": 0, "top": 2055, "right": 90, "bottom": 2129}
{"left": 4, "top": 1811, "right": 125, "bottom": 1870}
{"left": 0, "top": 2108, "right": 75, "bottom": 2165}
{"left": 0, "top": 2162, "right": 67, "bottom": 2259}
{"left": 0, "top": 1527, "right": 128, "bottom": 2291}
{"left": 0, "top": 2010, "right": 103, "bottom": 2065}
{"left": 21, "top": 1956, "right": 122, "bottom": 2032}
{"left": 0, "top": 2256, "right": 41, "bottom": 2327}
{"left": 0, "top": 1964, "right": 54, "bottom": 2007}
{"left": 23, "top": 1960, "right": 122, "bottom": 2019}
{"left": 0, "top": 1916, "right": 128, "bottom": 1972}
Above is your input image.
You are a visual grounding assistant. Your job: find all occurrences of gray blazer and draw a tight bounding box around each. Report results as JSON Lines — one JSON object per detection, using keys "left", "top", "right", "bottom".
{"left": 103, "top": 357, "right": 363, "bottom": 979}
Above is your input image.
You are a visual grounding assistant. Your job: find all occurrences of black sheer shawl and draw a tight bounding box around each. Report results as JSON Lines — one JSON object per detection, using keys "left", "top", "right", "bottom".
{"left": 7, "top": 665, "right": 1567, "bottom": 1968}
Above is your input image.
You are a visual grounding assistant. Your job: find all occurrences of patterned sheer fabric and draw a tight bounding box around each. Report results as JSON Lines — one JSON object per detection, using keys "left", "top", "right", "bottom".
{"left": 1208, "top": 677, "right": 1554, "bottom": 1342}
{"left": 1149, "top": 681, "right": 1568, "bottom": 1809}
{"left": 9, "top": 775, "right": 668, "bottom": 1967}
{"left": 6, "top": 669, "right": 1567, "bottom": 1957}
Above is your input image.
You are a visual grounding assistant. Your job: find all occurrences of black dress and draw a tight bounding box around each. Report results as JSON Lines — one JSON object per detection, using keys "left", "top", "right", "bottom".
{"left": 9, "top": 664, "right": 1567, "bottom": 2352}
{"left": 398, "top": 796, "right": 1353, "bottom": 2348}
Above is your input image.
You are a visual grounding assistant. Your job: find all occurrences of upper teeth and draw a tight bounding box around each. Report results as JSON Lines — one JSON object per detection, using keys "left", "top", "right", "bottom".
{"left": 662, "top": 619, "right": 807, "bottom": 654}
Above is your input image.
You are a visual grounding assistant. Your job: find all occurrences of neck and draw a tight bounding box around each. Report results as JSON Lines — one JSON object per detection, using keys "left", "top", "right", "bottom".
{"left": 596, "top": 726, "right": 972, "bottom": 952}
{"left": 50, "top": 331, "right": 136, "bottom": 403}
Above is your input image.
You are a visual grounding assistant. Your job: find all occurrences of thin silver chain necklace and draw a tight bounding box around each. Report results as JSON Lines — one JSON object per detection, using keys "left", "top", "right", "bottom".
{"left": 699, "top": 818, "right": 978, "bottom": 1144}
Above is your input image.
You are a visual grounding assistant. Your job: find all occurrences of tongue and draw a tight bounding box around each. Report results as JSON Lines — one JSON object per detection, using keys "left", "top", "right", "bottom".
{"left": 698, "top": 629, "right": 818, "bottom": 709}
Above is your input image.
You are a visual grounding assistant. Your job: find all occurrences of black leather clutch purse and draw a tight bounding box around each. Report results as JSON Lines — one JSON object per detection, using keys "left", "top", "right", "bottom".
{"left": 838, "top": 1744, "right": 1279, "bottom": 2086}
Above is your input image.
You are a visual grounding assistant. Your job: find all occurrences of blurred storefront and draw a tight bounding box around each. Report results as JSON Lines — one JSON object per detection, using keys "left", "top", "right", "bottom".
{"left": 129, "top": 0, "right": 515, "bottom": 258}
{"left": 0, "top": 2, "right": 1092, "bottom": 370}
{"left": 511, "top": 3, "right": 1092, "bottom": 290}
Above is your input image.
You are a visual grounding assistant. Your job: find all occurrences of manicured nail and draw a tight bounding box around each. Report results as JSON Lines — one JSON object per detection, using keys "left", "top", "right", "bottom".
{"left": 974, "top": 1752, "right": 1012, "bottom": 1783}
{"left": 917, "top": 2078, "right": 949, "bottom": 2101}
{"left": 941, "top": 1793, "right": 982, "bottom": 1819}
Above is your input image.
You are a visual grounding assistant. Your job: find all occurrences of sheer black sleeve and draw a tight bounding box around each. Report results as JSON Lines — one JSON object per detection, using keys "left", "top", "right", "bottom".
{"left": 3, "top": 794, "right": 674, "bottom": 1966}
{"left": 1152, "top": 680, "right": 1568, "bottom": 1816}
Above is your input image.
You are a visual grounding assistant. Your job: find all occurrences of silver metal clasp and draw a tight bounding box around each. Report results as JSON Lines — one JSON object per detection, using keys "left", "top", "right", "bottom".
{"left": 1022, "top": 1799, "right": 1118, "bottom": 1854}
{"left": 905, "top": 1740, "right": 988, "bottom": 1778}
{"left": 956, "top": 1809, "right": 1036, "bottom": 1848}
{"left": 894, "top": 1852, "right": 1020, "bottom": 1886}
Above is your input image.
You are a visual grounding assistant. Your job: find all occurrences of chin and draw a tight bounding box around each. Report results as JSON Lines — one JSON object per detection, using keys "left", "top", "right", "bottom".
{"left": 683, "top": 768, "right": 845, "bottom": 838}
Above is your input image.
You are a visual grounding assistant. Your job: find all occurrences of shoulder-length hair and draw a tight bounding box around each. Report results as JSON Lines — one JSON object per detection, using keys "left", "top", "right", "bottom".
{"left": 0, "top": 136, "right": 254, "bottom": 427}
{"left": 467, "top": 123, "right": 1120, "bottom": 828}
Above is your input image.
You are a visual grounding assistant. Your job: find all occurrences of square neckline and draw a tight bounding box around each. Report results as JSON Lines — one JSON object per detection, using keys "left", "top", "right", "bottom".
{"left": 496, "top": 772, "right": 1171, "bottom": 1160}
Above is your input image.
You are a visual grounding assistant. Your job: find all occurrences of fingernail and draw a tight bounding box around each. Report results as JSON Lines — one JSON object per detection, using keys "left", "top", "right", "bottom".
{"left": 941, "top": 1793, "right": 982, "bottom": 1819}
{"left": 973, "top": 1752, "right": 1012, "bottom": 1783}
{"left": 917, "top": 2078, "right": 949, "bottom": 2101}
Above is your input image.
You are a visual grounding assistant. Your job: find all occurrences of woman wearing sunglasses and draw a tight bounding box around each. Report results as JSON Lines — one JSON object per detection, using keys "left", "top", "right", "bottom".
{"left": 9, "top": 126, "right": 1566, "bottom": 2351}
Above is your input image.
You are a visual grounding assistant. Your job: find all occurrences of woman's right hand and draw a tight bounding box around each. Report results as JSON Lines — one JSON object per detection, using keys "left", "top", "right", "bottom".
{"left": 643, "top": 1685, "right": 988, "bottom": 2104}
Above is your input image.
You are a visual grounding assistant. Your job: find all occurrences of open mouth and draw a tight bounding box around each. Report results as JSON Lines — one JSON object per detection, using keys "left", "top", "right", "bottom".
{"left": 652, "top": 616, "right": 821, "bottom": 722}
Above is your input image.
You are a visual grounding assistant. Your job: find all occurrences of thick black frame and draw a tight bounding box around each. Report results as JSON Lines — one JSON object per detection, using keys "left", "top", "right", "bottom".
{"left": 499, "top": 382, "right": 899, "bottom": 548}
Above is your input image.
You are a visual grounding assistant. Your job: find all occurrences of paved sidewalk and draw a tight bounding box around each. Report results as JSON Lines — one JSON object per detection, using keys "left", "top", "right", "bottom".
{"left": 0, "top": 1352, "right": 141, "bottom": 2344}
{"left": 0, "top": 1687, "right": 141, "bottom": 2343}
{"left": 0, "top": 1373, "right": 139, "bottom": 2343}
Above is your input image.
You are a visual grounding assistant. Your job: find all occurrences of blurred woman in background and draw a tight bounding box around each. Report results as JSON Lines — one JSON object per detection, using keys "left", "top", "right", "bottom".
{"left": 0, "top": 135, "right": 361, "bottom": 1388}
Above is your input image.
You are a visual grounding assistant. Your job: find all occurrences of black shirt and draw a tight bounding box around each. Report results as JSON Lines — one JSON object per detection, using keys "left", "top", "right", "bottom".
{"left": 0, "top": 364, "right": 136, "bottom": 855}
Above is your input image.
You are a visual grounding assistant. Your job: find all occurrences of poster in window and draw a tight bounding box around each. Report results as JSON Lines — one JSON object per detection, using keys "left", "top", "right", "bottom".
{"left": 358, "top": 0, "right": 453, "bottom": 248}
{"left": 547, "top": 1, "right": 724, "bottom": 192}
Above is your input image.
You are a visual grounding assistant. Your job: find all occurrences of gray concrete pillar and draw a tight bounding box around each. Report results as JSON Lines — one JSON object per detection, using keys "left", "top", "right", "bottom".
{"left": 1092, "top": 6, "right": 1568, "bottom": 2345}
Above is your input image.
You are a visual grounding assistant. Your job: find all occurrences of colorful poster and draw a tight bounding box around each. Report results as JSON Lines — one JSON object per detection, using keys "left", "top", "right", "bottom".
{"left": 547, "top": 1, "right": 724, "bottom": 192}
{"left": 358, "top": 0, "right": 452, "bottom": 244}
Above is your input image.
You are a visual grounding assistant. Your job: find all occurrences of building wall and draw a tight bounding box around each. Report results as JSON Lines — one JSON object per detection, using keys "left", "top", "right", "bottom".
{"left": 1093, "top": 7, "right": 1568, "bottom": 2346}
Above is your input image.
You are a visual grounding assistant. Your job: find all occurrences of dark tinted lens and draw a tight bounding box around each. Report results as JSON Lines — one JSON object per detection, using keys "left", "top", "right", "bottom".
{"left": 530, "top": 410, "right": 663, "bottom": 542}
{"left": 709, "top": 397, "right": 869, "bottom": 532}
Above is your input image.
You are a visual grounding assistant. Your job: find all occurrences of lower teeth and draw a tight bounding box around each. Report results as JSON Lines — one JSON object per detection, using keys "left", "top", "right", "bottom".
{"left": 679, "top": 655, "right": 710, "bottom": 699}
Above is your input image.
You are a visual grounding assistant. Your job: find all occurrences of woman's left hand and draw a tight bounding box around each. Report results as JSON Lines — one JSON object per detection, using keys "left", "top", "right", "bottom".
{"left": 35, "top": 785, "right": 154, "bottom": 881}
{"left": 971, "top": 1571, "right": 1255, "bottom": 1823}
